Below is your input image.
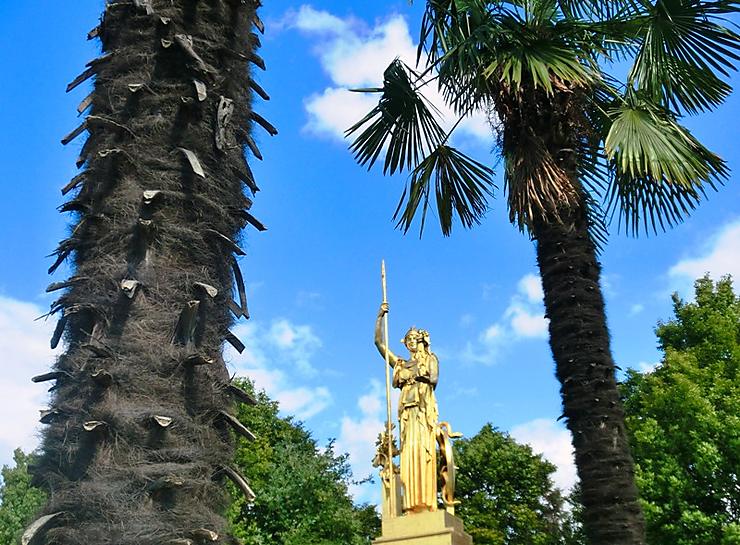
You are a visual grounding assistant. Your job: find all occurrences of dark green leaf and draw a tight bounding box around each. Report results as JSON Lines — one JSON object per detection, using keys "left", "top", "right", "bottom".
{"left": 394, "top": 145, "right": 495, "bottom": 236}
{"left": 347, "top": 60, "right": 446, "bottom": 175}
{"left": 629, "top": 0, "right": 740, "bottom": 113}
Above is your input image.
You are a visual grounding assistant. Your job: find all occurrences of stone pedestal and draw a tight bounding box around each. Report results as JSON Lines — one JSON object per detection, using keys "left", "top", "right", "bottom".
{"left": 374, "top": 510, "right": 473, "bottom": 545}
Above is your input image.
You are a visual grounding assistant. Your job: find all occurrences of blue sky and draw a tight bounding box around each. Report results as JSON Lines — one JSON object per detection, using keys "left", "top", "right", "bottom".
{"left": 0, "top": 2, "right": 738, "bottom": 500}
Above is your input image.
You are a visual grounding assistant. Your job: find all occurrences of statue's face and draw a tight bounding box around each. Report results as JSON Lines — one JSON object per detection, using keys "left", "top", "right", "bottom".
{"left": 404, "top": 333, "right": 420, "bottom": 353}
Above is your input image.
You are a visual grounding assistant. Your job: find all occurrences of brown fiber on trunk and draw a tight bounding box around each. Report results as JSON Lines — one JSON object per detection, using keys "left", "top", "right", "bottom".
{"left": 535, "top": 211, "right": 646, "bottom": 545}
{"left": 31, "top": 1, "right": 270, "bottom": 544}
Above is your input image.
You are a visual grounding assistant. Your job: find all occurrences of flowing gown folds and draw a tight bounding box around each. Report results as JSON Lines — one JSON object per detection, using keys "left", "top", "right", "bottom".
{"left": 393, "top": 353, "right": 439, "bottom": 512}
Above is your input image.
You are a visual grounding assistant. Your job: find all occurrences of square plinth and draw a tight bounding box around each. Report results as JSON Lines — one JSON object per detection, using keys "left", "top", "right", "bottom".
{"left": 374, "top": 510, "right": 473, "bottom": 545}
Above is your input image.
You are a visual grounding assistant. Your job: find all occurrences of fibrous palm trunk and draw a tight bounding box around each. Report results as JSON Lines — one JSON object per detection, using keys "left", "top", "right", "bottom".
{"left": 496, "top": 76, "right": 646, "bottom": 544}
{"left": 30, "top": 1, "right": 271, "bottom": 544}
{"left": 534, "top": 211, "right": 646, "bottom": 545}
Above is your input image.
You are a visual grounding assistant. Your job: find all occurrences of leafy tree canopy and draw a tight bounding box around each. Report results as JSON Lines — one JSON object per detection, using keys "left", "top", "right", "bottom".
{"left": 454, "top": 424, "right": 583, "bottom": 545}
{"left": 227, "top": 379, "right": 379, "bottom": 545}
{"left": 622, "top": 276, "right": 740, "bottom": 545}
{"left": 0, "top": 449, "right": 46, "bottom": 545}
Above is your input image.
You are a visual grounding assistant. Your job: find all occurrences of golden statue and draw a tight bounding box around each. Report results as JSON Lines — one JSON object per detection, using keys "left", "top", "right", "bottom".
{"left": 372, "top": 262, "right": 472, "bottom": 545}
{"left": 375, "top": 303, "right": 439, "bottom": 513}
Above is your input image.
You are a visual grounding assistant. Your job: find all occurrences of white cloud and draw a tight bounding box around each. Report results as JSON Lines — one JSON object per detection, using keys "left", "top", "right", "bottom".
{"left": 636, "top": 361, "right": 660, "bottom": 374}
{"left": 464, "top": 273, "right": 549, "bottom": 364}
{"left": 505, "top": 302, "right": 549, "bottom": 339}
{"left": 507, "top": 274, "right": 548, "bottom": 338}
{"left": 227, "top": 319, "right": 331, "bottom": 420}
{"left": 482, "top": 323, "right": 504, "bottom": 343}
{"left": 290, "top": 5, "right": 354, "bottom": 36}
{"left": 268, "top": 318, "right": 322, "bottom": 375}
{"left": 518, "top": 273, "right": 544, "bottom": 304}
{"left": 289, "top": 6, "right": 491, "bottom": 143}
{"left": 278, "top": 386, "right": 331, "bottom": 419}
{"left": 669, "top": 219, "right": 740, "bottom": 290}
{"left": 510, "top": 418, "right": 577, "bottom": 492}
{"left": 335, "top": 379, "right": 402, "bottom": 503}
{"left": 336, "top": 380, "right": 385, "bottom": 502}
{"left": 629, "top": 303, "right": 644, "bottom": 316}
{"left": 304, "top": 87, "right": 378, "bottom": 140}
{"left": 601, "top": 273, "right": 618, "bottom": 297}
{"left": 0, "top": 296, "right": 57, "bottom": 466}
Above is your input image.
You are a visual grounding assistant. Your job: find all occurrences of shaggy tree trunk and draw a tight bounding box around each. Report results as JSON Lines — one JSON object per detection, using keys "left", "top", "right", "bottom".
{"left": 534, "top": 212, "right": 646, "bottom": 545}
{"left": 30, "top": 1, "right": 270, "bottom": 544}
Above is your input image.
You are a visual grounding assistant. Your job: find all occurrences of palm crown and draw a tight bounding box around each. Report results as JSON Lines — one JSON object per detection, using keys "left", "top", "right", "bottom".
{"left": 347, "top": 0, "right": 739, "bottom": 239}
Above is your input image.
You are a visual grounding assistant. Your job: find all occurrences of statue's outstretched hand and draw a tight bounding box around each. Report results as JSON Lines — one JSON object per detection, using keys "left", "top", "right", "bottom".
{"left": 379, "top": 302, "right": 390, "bottom": 317}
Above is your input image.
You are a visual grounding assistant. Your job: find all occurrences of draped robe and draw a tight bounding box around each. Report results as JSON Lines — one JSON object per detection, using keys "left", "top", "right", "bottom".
{"left": 393, "top": 352, "right": 439, "bottom": 512}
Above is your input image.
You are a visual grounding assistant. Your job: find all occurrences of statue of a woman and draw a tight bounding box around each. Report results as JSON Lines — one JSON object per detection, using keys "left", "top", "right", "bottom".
{"left": 375, "top": 303, "right": 439, "bottom": 513}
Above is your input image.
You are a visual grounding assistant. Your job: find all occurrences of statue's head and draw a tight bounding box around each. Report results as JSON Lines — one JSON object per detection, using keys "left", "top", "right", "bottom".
{"left": 402, "top": 328, "right": 430, "bottom": 354}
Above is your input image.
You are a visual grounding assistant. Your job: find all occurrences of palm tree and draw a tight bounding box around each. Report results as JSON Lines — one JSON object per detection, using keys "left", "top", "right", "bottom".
{"left": 26, "top": 1, "right": 274, "bottom": 544}
{"left": 347, "top": 1, "right": 739, "bottom": 543}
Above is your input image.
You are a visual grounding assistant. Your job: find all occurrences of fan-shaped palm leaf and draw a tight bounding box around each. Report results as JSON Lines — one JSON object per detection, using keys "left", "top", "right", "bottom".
{"left": 346, "top": 60, "right": 446, "bottom": 175}
{"left": 630, "top": 0, "right": 740, "bottom": 113}
{"left": 394, "top": 145, "right": 495, "bottom": 236}
{"left": 604, "top": 96, "right": 727, "bottom": 233}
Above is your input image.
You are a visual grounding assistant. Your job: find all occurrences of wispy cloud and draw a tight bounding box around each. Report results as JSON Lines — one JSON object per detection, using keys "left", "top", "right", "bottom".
{"left": 510, "top": 418, "right": 577, "bottom": 492}
{"left": 463, "top": 273, "right": 549, "bottom": 365}
{"left": 336, "top": 380, "right": 384, "bottom": 502}
{"left": 669, "top": 219, "right": 740, "bottom": 295}
{"left": 227, "top": 319, "right": 330, "bottom": 420}
{"left": 518, "top": 273, "right": 544, "bottom": 303}
{"left": 286, "top": 5, "right": 490, "bottom": 143}
{"left": 0, "top": 296, "right": 56, "bottom": 466}
{"left": 336, "top": 379, "right": 401, "bottom": 503}
{"left": 634, "top": 361, "right": 660, "bottom": 374}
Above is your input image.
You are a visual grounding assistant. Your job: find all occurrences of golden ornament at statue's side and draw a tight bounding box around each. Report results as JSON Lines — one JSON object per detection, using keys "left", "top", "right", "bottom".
{"left": 373, "top": 424, "right": 402, "bottom": 520}
{"left": 375, "top": 304, "right": 440, "bottom": 514}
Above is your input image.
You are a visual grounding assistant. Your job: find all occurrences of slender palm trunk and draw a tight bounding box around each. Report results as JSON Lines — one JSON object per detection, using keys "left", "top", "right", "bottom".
{"left": 534, "top": 212, "right": 646, "bottom": 544}
{"left": 31, "top": 2, "right": 267, "bottom": 543}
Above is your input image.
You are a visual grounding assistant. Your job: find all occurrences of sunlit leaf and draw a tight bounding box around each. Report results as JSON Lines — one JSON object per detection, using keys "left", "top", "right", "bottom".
{"left": 604, "top": 96, "right": 727, "bottom": 234}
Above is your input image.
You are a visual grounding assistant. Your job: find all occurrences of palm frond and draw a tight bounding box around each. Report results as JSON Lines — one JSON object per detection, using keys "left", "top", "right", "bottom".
{"left": 480, "top": 9, "right": 597, "bottom": 93}
{"left": 488, "top": 41, "right": 594, "bottom": 93}
{"left": 604, "top": 96, "right": 728, "bottom": 234}
{"left": 346, "top": 60, "right": 446, "bottom": 175}
{"left": 394, "top": 145, "right": 495, "bottom": 236}
{"left": 417, "top": 0, "right": 491, "bottom": 65}
{"left": 556, "top": 0, "right": 641, "bottom": 20}
{"left": 629, "top": 0, "right": 740, "bottom": 113}
{"left": 425, "top": 1, "right": 499, "bottom": 115}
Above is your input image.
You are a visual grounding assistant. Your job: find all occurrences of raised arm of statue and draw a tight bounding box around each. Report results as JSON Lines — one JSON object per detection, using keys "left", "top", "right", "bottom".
{"left": 375, "top": 303, "right": 399, "bottom": 367}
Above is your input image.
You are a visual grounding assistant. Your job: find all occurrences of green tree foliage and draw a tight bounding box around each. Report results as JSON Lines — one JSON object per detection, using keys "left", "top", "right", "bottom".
{"left": 454, "top": 424, "right": 583, "bottom": 545}
{"left": 622, "top": 276, "right": 740, "bottom": 545}
{"left": 0, "top": 450, "right": 46, "bottom": 545}
{"left": 227, "top": 379, "right": 379, "bottom": 545}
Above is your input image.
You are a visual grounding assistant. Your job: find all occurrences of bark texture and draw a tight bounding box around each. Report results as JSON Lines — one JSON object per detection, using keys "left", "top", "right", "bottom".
{"left": 535, "top": 213, "right": 646, "bottom": 545}
{"left": 31, "top": 1, "right": 269, "bottom": 543}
